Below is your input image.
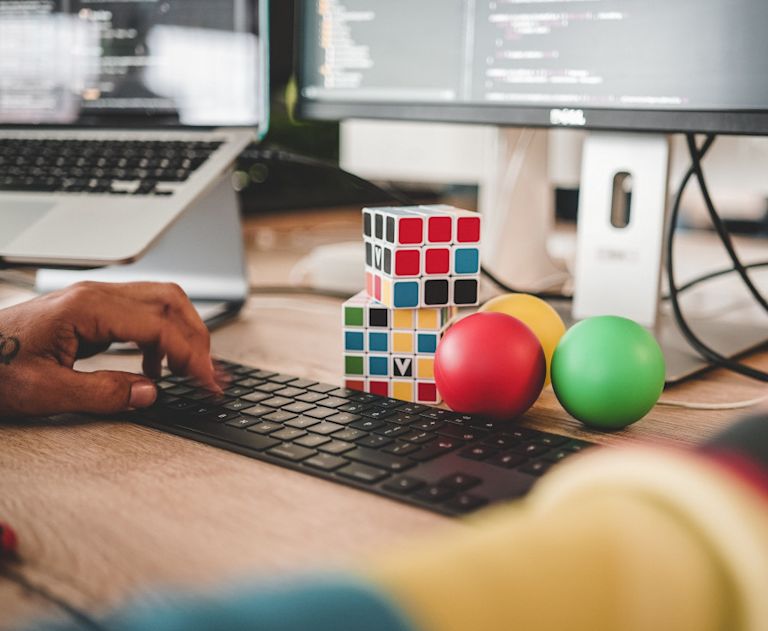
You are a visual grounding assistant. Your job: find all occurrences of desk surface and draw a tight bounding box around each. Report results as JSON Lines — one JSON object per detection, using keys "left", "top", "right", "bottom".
{"left": 1, "top": 208, "right": 766, "bottom": 630}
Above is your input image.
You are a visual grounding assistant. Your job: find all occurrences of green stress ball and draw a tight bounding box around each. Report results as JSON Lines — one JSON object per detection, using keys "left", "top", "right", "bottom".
{"left": 551, "top": 316, "right": 665, "bottom": 429}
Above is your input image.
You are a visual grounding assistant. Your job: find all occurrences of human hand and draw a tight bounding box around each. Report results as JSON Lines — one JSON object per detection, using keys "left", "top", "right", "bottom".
{"left": 0, "top": 281, "right": 220, "bottom": 418}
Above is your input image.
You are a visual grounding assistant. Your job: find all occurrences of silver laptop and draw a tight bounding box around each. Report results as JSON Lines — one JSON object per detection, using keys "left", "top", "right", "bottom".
{"left": 0, "top": 0, "right": 268, "bottom": 268}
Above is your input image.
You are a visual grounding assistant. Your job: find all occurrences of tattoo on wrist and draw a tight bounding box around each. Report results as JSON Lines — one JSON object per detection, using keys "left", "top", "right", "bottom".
{"left": 0, "top": 333, "right": 20, "bottom": 365}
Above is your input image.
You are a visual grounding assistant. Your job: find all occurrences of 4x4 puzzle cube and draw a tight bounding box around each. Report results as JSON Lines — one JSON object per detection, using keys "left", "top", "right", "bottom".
{"left": 363, "top": 205, "right": 481, "bottom": 308}
{"left": 342, "top": 291, "right": 456, "bottom": 404}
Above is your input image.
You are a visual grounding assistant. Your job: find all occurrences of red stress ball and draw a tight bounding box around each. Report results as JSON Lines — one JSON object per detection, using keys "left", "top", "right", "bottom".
{"left": 0, "top": 521, "right": 18, "bottom": 557}
{"left": 435, "top": 312, "right": 546, "bottom": 419}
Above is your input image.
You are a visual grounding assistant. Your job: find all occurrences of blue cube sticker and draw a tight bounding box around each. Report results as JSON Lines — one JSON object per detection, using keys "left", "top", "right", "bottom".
{"left": 344, "top": 331, "right": 365, "bottom": 351}
{"left": 454, "top": 248, "right": 479, "bottom": 275}
{"left": 417, "top": 333, "right": 438, "bottom": 353}
{"left": 368, "top": 331, "right": 388, "bottom": 352}
{"left": 393, "top": 281, "right": 419, "bottom": 308}
{"left": 368, "top": 356, "right": 389, "bottom": 376}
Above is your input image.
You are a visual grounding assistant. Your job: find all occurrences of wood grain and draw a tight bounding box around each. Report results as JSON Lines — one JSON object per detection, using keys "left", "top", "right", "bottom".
{"left": 1, "top": 209, "right": 766, "bottom": 629}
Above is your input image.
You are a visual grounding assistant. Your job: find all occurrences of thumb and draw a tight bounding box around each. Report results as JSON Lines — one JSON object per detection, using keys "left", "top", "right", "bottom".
{"left": 48, "top": 367, "right": 157, "bottom": 415}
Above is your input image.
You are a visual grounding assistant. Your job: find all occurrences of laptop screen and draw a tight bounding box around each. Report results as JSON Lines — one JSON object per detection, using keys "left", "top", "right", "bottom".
{"left": 0, "top": 0, "right": 268, "bottom": 129}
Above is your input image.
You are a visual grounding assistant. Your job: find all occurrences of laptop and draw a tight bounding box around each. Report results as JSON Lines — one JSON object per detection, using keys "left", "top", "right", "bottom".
{"left": 0, "top": 0, "right": 268, "bottom": 268}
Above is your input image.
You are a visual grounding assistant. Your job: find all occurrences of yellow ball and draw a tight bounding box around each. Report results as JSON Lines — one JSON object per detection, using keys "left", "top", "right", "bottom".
{"left": 479, "top": 293, "right": 566, "bottom": 385}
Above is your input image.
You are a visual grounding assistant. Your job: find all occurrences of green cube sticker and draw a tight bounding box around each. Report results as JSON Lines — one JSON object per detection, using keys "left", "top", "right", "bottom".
{"left": 345, "top": 355, "right": 364, "bottom": 375}
{"left": 344, "top": 306, "right": 364, "bottom": 327}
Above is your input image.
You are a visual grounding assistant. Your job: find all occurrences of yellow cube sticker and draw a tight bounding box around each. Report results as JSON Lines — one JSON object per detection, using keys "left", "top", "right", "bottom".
{"left": 392, "top": 380, "right": 414, "bottom": 402}
{"left": 417, "top": 309, "right": 439, "bottom": 330}
{"left": 392, "top": 332, "right": 414, "bottom": 353}
{"left": 393, "top": 309, "right": 415, "bottom": 329}
{"left": 417, "top": 357, "right": 435, "bottom": 379}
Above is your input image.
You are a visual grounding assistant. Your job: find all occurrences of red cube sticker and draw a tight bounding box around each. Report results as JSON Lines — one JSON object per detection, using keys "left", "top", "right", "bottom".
{"left": 425, "top": 248, "right": 450, "bottom": 275}
{"left": 395, "top": 249, "right": 420, "bottom": 276}
{"left": 369, "top": 380, "right": 389, "bottom": 396}
{"left": 345, "top": 380, "right": 365, "bottom": 392}
{"left": 428, "top": 216, "right": 452, "bottom": 243}
{"left": 398, "top": 217, "right": 424, "bottom": 244}
{"left": 365, "top": 271, "right": 374, "bottom": 296}
{"left": 417, "top": 382, "right": 438, "bottom": 402}
{"left": 374, "top": 274, "right": 382, "bottom": 301}
{"left": 457, "top": 216, "right": 481, "bottom": 243}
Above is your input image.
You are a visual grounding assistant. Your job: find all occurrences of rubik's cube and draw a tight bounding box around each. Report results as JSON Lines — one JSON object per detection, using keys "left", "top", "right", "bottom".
{"left": 363, "top": 205, "right": 481, "bottom": 308}
{"left": 343, "top": 291, "right": 456, "bottom": 404}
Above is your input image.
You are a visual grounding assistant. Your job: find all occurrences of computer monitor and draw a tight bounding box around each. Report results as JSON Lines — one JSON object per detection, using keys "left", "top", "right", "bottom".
{"left": 295, "top": 0, "right": 768, "bottom": 380}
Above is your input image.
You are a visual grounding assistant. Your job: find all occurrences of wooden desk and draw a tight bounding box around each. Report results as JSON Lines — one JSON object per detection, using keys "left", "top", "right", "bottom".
{"left": 1, "top": 208, "right": 766, "bottom": 630}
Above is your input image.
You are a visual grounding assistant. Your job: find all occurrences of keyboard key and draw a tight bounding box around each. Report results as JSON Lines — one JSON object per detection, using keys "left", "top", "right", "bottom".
{"left": 185, "top": 390, "right": 215, "bottom": 401}
{"left": 266, "top": 444, "right": 316, "bottom": 462}
{"left": 296, "top": 392, "right": 330, "bottom": 404}
{"left": 345, "top": 447, "right": 412, "bottom": 472}
{"left": 225, "top": 416, "right": 259, "bottom": 429}
{"left": 537, "top": 435, "right": 570, "bottom": 448}
{"left": 411, "top": 438, "right": 460, "bottom": 462}
{"left": 261, "top": 410, "right": 298, "bottom": 424}
{"left": 387, "top": 413, "right": 420, "bottom": 425}
{"left": 224, "top": 386, "right": 254, "bottom": 398}
{"left": 224, "top": 399, "right": 257, "bottom": 412}
{"left": 510, "top": 442, "right": 549, "bottom": 457}
{"left": 381, "top": 441, "right": 419, "bottom": 456}
{"left": 397, "top": 404, "right": 428, "bottom": 415}
{"left": 318, "top": 440, "right": 355, "bottom": 455}
{"left": 234, "top": 377, "right": 265, "bottom": 388}
{"left": 400, "top": 430, "right": 435, "bottom": 444}
{"left": 337, "top": 402, "right": 371, "bottom": 414}
{"left": 444, "top": 494, "right": 488, "bottom": 513}
{"left": 282, "top": 401, "right": 317, "bottom": 414}
{"left": 247, "top": 421, "right": 283, "bottom": 435}
{"left": 212, "top": 410, "right": 239, "bottom": 422}
{"left": 327, "top": 412, "right": 360, "bottom": 425}
{"left": 418, "top": 409, "right": 453, "bottom": 421}
{"left": 286, "top": 378, "right": 318, "bottom": 389}
{"left": 412, "top": 419, "right": 445, "bottom": 432}
{"left": 543, "top": 449, "right": 571, "bottom": 463}
{"left": 285, "top": 416, "right": 320, "bottom": 429}
{"left": 437, "top": 424, "right": 486, "bottom": 442}
{"left": 166, "top": 399, "right": 196, "bottom": 411}
{"left": 307, "top": 383, "right": 338, "bottom": 394}
{"left": 332, "top": 428, "right": 365, "bottom": 442}
{"left": 375, "top": 424, "right": 411, "bottom": 439}
{"left": 304, "top": 453, "right": 348, "bottom": 472}
{"left": 179, "top": 419, "right": 279, "bottom": 451}
{"left": 337, "top": 463, "right": 389, "bottom": 484}
{"left": 315, "top": 396, "right": 348, "bottom": 409}
{"left": 254, "top": 382, "right": 284, "bottom": 394}
{"left": 304, "top": 407, "right": 338, "bottom": 420}
{"left": 484, "top": 433, "right": 524, "bottom": 449}
{"left": 250, "top": 370, "right": 278, "bottom": 379}
{"left": 347, "top": 392, "right": 379, "bottom": 404}
{"left": 268, "top": 373, "right": 300, "bottom": 384}
{"left": 487, "top": 452, "right": 527, "bottom": 468}
{"left": 274, "top": 386, "right": 306, "bottom": 398}
{"left": 438, "top": 473, "right": 482, "bottom": 491}
{"left": 563, "top": 440, "right": 592, "bottom": 452}
{"left": 241, "top": 404, "right": 273, "bottom": 418}
{"left": 294, "top": 434, "right": 331, "bottom": 448}
{"left": 309, "top": 421, "right": 344, "bottom": 435}
{"left": 519, "top": 460, "right": 552, "bottom": 476}
{"left": 412, "top": 485, "right": 454, "bottom": 503}
{"left": 260, "top": 396, "right": 293, "bottom": 409}
{"left": 460, "top": 445, "right": 498, "bottom": 461}
{"left": 166, "top": 385, "right": 193, "bottom": 396}
{"left": 382, "top": 476, "right": 426, "bottom": 494}
{"left": 327, "top": 388, "right": 358, "bottom": 398}
{"left": 356, "top": 435, "right": 392, "bottom": 449}
{"left": 271, "top": 427, "right": 307, "bottom": 441}
{"left": 349, "top": 418, "right": 386, "bottom": 431}
{"left": 242, "top": 391, "right": 271, "bottom": 404}
{"left": 360, "top": 407, "right": 396, "bottom": 420}
{"left": 376, "top": 398, "right": 406, "bottom": 410}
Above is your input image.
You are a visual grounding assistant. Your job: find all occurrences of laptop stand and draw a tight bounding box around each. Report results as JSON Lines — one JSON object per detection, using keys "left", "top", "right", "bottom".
{"left": 36, "top": 171, "right": 248, "bottom": 327}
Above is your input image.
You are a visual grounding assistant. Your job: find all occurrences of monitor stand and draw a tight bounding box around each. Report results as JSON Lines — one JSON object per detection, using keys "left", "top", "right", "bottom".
{"left": 481, "top": 129, "right": 767, "bottom": 384}
{"left": 36, "top": 171, "right": 248, "bottom": 329}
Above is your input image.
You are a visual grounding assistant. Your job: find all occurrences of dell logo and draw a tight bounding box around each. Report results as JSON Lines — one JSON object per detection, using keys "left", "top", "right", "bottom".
{"left": 550, "top": 108, "right": 586, "bottom": 126}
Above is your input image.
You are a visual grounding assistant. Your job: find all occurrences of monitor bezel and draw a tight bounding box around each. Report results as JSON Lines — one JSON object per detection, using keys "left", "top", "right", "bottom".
{"left": 294, "top": 1, "right": 768, "bottom": 137}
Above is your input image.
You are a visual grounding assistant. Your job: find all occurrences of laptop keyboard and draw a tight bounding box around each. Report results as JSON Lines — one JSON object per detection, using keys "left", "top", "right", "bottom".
{"left": 0, "top": 138, "right": 222, "bottom": 195}
{"left": 135, "top": 360, "right": 596, "bottom": 516}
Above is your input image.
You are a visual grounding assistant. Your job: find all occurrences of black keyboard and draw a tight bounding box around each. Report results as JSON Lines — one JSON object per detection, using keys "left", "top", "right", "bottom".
{"left": 0, "top": 138, "right": 222, "bottom": 195}
{"left": 135, "top": 360, "right": 595, "bottom": 516}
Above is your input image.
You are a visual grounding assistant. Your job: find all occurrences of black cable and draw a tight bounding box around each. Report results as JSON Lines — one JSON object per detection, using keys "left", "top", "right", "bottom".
{"left": 0, "top": 566, "right": 107, "bottom": 631}
{"left": 479, "top": 264, "right": 571, "bottom": 301}
{"left": 673, "top": 260, "right": 768, "bottom": 295}
{"left": 666, "top": 134, "right": 768, "bottom": 382}
{"left": 685, "top": 134, "right": 768, "bottom": 313}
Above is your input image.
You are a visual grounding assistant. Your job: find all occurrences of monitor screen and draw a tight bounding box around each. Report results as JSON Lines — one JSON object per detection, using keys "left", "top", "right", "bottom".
{"left": 297, "top": 0, "right": 768, "bottom": 134}
{"left": 0, "top": 0, "right": 267, "bottom": 127}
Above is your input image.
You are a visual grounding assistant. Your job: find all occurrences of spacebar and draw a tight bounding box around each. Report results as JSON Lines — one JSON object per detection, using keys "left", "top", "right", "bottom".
{"left": 177, "top": 418, "right": 280, "bottom": 451}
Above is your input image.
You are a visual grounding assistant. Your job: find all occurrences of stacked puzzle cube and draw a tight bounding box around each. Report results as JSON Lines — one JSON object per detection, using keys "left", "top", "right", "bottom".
{"left": 343, "top": 205, "right": 481, "bottom": 404}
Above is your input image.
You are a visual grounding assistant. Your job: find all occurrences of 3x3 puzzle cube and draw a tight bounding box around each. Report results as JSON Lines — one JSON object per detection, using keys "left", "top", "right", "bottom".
{"left": 343, "top": 291, "right": 456, "bottom": 404}
{"left": 363, "top": 205, "right": 481, "bottom": 308}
